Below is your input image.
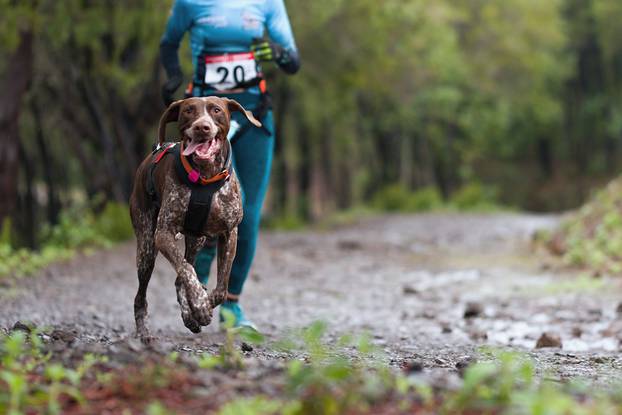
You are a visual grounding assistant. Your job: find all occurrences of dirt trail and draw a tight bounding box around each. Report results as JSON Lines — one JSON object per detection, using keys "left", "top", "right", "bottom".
{"left": 2, "top": 213, "right": 622, "bottom": 384}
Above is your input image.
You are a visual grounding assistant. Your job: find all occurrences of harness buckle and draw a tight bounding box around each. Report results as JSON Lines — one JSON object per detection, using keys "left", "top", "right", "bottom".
{"left": 188, "top": 169, "right": 200, "bottom": 183}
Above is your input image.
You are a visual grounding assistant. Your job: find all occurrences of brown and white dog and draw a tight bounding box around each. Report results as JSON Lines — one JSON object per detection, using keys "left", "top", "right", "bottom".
{"left": 129, "top": 97, "right": 261, "bottom": 342}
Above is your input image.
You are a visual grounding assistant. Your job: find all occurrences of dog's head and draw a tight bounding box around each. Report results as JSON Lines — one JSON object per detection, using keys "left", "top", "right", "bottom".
{"left": 157, "top": 97, "right": 261, "bottom": 164}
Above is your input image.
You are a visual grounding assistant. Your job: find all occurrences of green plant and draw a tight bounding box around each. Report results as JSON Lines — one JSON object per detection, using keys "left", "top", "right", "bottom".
{"left": 197, "top": 309, "right": 265, "bottom": 370}
{"left": 0, "top": 202, "right": 134, "bottom": 278}
{"left": 371, "top": 185, "right": 443, "bottom": 212}
{"left": 547, "top": 177, "right": 622, "bottom": 275}
{"left": 0, "top": 330, "right": 104, "bottom": 415}
{"left": 92, "top": 202, "right": 134, "bottom": 243}
{"left": 449, "top": 182, "right": 501, "bottom": 211}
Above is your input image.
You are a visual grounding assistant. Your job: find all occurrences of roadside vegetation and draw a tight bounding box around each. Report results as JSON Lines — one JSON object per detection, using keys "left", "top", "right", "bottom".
{"left": 0, "top": 202, "right": 132, "bottom": 278}
{"left": 544, "top": 177, "right": 622, "bottom": 276}
{"left": 2, "top": 321, "right": 622, "bottom": 415}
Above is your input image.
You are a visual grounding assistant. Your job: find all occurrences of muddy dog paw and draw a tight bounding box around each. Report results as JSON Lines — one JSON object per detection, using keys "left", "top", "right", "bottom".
{"left": 180, "top": 265, "right": 213, "bottom": 327}
{"left": 182, "top": 311, "right": 203, "bottom": 333}
{"left": 176, "top": 275, "right": 205, "bottom": 333}
{"left": 208, "top": 289, "right": 227, "bottom": 308}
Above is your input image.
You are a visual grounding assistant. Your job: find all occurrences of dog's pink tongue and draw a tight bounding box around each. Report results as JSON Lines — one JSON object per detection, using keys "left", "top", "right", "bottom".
{"left": 182, "top": 141, "right": 204, "bottom": 156}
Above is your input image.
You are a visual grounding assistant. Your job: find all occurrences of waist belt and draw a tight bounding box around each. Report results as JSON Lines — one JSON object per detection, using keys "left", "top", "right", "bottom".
{"left": 146, "top": 141, "right": 231, "bottom": 236}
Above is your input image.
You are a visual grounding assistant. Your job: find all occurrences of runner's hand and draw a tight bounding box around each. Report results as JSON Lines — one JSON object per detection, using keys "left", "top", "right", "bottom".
{"left": 251, "top": 39, "right": 284, "bottom": 62}
{"left": 162, "top": 73, "right": 183, "bottom": 106}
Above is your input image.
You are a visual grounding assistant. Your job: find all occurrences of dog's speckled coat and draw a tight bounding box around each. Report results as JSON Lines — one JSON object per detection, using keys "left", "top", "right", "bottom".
{"left": 129, "top": 97, "right": 260, "bottom": 342}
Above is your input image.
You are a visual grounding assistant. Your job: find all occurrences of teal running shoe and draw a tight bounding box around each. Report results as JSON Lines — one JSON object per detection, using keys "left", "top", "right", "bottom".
{"left": 219, "top": 301, "right": 258, "bottom": 331}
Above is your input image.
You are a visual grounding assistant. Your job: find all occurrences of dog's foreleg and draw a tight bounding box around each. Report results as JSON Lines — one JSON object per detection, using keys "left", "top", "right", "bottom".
{"left": 134, "top": 220, "right": 157, "bottom": 343}
{"left": 174, "top": 275, "right": 201, "bottom": 333}
{"left": 210, "top": 228, "right": 238, "bottom": 308}
{"left": 155, "top": 229, "right": 212, "bottom": 330}
{"left": 184, "top": 235, "right": 207, "bottom": 276}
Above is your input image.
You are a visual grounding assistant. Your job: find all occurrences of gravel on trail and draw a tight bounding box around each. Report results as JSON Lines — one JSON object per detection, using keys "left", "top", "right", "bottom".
{"left": 2, "top": 212, "right": 622, "bottom": 385}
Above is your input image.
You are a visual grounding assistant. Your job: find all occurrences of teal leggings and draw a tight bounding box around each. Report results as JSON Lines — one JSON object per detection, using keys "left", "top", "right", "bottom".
{"left": 194, "top": 103, "right": 274, "bottom": 296}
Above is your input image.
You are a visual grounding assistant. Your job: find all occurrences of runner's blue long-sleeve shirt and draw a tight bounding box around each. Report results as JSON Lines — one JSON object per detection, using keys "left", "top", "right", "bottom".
{"left": 160, "top": 0, "right": 299, "bottom": 89}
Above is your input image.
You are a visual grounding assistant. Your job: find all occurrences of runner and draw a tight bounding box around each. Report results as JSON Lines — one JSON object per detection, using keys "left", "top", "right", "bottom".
{"left": 160, "top": 0, "right": 300, "bottom": 329}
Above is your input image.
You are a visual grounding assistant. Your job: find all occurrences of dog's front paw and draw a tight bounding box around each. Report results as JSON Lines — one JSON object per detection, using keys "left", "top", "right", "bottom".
{"left": 191, "top": 305, "right": 213, "bottom": 327}
{"left": 209, "top": 289, "right": 227, "bottom": 308}
{"left": 181, "top": 309, "right": 203, "bottom": 333}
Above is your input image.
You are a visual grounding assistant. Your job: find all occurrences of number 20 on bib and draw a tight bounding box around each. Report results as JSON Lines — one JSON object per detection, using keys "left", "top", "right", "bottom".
{"left": 204, "top": 52, "right": 259, "bottom": 91}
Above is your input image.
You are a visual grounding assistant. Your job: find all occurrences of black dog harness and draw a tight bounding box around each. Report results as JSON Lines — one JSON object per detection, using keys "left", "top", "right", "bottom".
{"left": 146, "top": 141, "right": 232, "bottom": 236}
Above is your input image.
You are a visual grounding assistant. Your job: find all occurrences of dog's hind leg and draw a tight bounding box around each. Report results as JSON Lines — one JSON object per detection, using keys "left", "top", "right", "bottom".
{"left": 210, "top": 228, "right": 238, "bottom": 308}
{"left": 134, "top": 223, "right": 157, "bottom": 343}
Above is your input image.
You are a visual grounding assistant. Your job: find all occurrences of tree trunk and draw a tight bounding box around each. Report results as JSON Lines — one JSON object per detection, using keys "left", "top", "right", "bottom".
{"left": 0, "top": 31, "right": 33, "bottom": 224}
{"left": 32, "top": 100, "right": 61, "bottom": 225}
{"left": 17, "top": 140, "right": 36, "bottom": 248}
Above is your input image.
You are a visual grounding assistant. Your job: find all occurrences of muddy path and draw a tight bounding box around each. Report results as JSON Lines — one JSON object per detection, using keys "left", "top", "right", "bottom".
{"left": 2, "top": 213, "right": 622, "bottom": 385}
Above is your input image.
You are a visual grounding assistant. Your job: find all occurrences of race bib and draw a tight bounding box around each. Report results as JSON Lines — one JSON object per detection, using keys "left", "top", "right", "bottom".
{"left": 204, "top": 52, "right": 259, "bottom": 91}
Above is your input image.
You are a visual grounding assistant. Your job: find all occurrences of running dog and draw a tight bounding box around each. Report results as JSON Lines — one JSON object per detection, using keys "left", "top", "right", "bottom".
{"left": 129, "top": 97, "right": 260, "bottom": 342}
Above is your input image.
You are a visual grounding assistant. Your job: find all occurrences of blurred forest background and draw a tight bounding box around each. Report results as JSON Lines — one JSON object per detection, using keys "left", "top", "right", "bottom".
{"left": 1, "top": 0, "right": 622, "bottom": 250}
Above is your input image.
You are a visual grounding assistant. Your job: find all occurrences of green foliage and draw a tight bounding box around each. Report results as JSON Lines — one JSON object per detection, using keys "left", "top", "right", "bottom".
{"left": 443, "top": 351, "right": 622, "bottom": 414}
{"left": 273, "top": 322, "right": 394, "bottom": 415}
{"left": 197, "top": 310, "right": 265, "bottom": 370}
{"left": 449, "top": 182, "right": 502, "bottom": 211}
{"left": 371, "top": 185, "right": 443, "bottom": 212}
{"left": 547, "top": 177, "right": 622, "bottom": 275}
{"left": 213, "top": 325, "right": 622, "bottom": 414}
{"left": 218, "top": 397, "right": 284, "bottom": 415}
{"left": 0, "top": 330, "right": 104, "bottom": 415}
{"left": 370, "top": 183, "right": 504, "bottom": 213}
{"left": 0, "top": 202, "right": 133, "bottom": 278}
{"left": 92, "top": 202, "right": 134, "bottom": 243}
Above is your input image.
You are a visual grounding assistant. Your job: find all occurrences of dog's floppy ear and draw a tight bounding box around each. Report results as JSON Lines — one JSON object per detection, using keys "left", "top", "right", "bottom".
{"left": 225, "top": 98, "right": 262, "bottom": 128}
{"left": 157, "top": 100, "right": 183, "bottom": 145}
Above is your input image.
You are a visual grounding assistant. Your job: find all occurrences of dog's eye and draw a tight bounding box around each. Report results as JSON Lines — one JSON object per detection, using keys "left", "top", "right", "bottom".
{"left": 213, "top": 107, "right": 221, "bottom": 114}
{"left": 184, "top": 106, "right": 194, "bottom": 114}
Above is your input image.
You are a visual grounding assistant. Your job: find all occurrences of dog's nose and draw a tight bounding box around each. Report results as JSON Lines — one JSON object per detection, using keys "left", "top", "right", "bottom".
{"left": 194, "top": 123, "right": 211, "bottom": 134}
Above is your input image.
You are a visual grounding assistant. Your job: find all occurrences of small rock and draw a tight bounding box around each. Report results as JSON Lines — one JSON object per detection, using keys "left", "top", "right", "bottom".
{"left": 588, "top": 308, "right": 602, "bottom": 317}
{"left": 434, "top": 357, "right": 447, "bottom": 366}
{"left": 464, "top": 302, "right": 483, "bottom": 319}
{"left": 241, "top": 342, "right": 253, "bottom": 352}
{"left": 127, "top": 338, "right": 145, "bottom": 352}
{"left": 616, "top": 302, "right": 622, "bottom": 315}
{"left": 403, "top": 360, "right": 424, "bottom": 373}
{"left": 591, "top": 356, "right": 608, "bottom": 364}
{"left": 12, "top": 321, "right": 33, "bottom": 333}
{"left": 571, "top": 327, "right": 582, "bottom": 338}
{"left": 51, "top": 329, "right": 77, "bottom": 343}
{"left": 337, "top": 240, "right": 362, "bottom": 251}
{"left": 456, "top": 356, "right": 477, "bottom": 375}
{"left": 468, "top": 330, "right": 488, "bottom": 341}
{"left": 402, "top": 285, "right": 419, "bottom": 295}
{"left": 441, "top": 323, "right": 452, "bottom": 334}
{"left": 420, "top": 310, "right": 436, "bottom": 319}
{"left": 535, "top": 332, "right": 562, "bottom": 349}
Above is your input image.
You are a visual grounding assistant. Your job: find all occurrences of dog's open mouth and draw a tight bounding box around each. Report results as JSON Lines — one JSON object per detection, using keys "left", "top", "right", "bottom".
{"left": 183, "top": 139, "right": 220, "bottom": 160}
